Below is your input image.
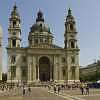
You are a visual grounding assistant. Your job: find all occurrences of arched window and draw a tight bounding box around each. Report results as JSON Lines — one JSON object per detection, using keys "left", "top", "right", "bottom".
{"left": 40, "top": 39, "right": 43, "bottom": 43}
{"left": 71, "top": 56, "right": 75, "bottom": 64}
{"left": 22, "top": 56, "right": 26, "bottom": 62}
{"left": 34, "top": 39, "right": 38, "bottom": 44}
{"left": 71, "top": 41, "right": 75, "bottom": 48}
{"left": 11, "top": 55, "right": 16, "bottom": 64}
{"left": 12, "top": 39, "right": 16, "bottom": 47}
{"left": 62, "top": 57, "right": 65, "bottom": 63}
{"left": 13, "top": 32, "right": 16, "bottom": 35}
{"left": 62, "top": 69, "right": 66, "bottom": 76}
{"left": 13, "top": 21, "right": 16, "bottom": 28}
{"left": 70, "top": 24, "right": 74, "bottom": 30}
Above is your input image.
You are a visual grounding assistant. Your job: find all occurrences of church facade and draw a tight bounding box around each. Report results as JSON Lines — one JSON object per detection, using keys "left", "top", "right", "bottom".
{"left": 7, "top": 4, "right": 80, "bottom": 84}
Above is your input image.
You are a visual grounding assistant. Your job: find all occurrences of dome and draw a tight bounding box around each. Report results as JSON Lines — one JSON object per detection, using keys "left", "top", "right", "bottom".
{"left": 0, "top": 25, "right": 3, "bottom": 37}
{"left": 30, "top": 21, "right": 50, "bottom": 32}
{"left": 30, "top": 10, "right": 50, "bottom": 33}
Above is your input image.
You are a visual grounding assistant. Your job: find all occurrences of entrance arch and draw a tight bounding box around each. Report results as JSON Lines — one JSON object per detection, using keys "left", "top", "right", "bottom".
{"left": 39, "top": 56, "right": 50, "bottom": 81}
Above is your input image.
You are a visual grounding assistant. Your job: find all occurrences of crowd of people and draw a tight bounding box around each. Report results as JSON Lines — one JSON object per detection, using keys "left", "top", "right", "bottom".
{"left": 0, "top": 82, "right": 90, "bottom": 96}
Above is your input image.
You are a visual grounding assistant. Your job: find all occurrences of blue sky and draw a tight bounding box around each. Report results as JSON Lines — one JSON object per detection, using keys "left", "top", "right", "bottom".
{"left": 0, "top": 0, "right": 100, "bottom": 72}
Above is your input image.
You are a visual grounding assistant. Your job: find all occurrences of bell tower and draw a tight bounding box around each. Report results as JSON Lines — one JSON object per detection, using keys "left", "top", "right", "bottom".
{"left": 8, "top": 4, "right": 21, "bottom": 48}
{"left": 64, "top": 8, "right": 80, "bottom": 83}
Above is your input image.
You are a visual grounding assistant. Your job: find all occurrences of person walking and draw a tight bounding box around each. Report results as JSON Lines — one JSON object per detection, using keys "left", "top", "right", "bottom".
{"left": 54, "top": 85, "right": 56, "bottom": 94}
{"left": 86, "top": 84, "right": 89, "bottom": 95}
{"left": 80, "top": 83, "right": 85, "bottom": 95}
{"left": 22, "top": 86, "right": 25, "bottom": 96}
{"left": 28, "top": 86, "right": 31, "bottom": 96}
{"left": 58, "top": 85, "right": 61, "bottom": 95}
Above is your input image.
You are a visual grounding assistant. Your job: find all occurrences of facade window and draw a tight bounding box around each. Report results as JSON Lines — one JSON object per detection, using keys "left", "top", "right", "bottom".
{"left": 71, "top": 41, "right": 75, "bottom": 48}
{"left": 45, "top": 39, "right": 48, "bottom": 43}
{"left": 12, "top": 39, "right": 16, "bottom": 47}
{"left": 11, "top": 66, "right": 16, "bottom": 79}
{"left": 21, "top": 67, "right": 28, "bottom": 81}
{"left": 40, "top": 39, "right": 43, "bottom": 43}
{"left": 34, "top": 39, "right": 38, "bottom": 44}
{"left": 62, "top": 57, "right": 65, "bottom": 63}
{"left": 22, "top": 56, "right": 26, "bottom": 62}
{"left": 70, "top": 24, "right": 74, "bottom": 30}
{"left": 11, "top": 56, "right": 16, "bottom": 64}
{"left": 13, "top": 32, "right": 16, "bottom": 35}
{"left": 13, "top": 21, "right": 16, "bottom": 27}
{"left": 40, "top": 23, "right": 43, "bottom": 32}
{"left": 62, "top": 69, "right": 66, "bottom": 76}
{"left": 71, "top": 56, "right": 75, "bottom": 64}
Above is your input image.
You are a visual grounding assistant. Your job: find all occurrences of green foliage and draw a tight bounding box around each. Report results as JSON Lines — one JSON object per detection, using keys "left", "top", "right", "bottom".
{"left": 80, "top": 73, "right": 97, "bottom": 82}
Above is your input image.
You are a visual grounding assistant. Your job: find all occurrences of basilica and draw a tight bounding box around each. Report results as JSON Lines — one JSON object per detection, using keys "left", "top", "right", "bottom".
{"left": 7, "top": 4, "right": 80, "bottom": 84}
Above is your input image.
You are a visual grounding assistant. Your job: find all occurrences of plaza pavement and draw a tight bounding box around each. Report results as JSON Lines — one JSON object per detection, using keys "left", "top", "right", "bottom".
{"left": 0, "top": 87, "right": 100, "bottom": 100}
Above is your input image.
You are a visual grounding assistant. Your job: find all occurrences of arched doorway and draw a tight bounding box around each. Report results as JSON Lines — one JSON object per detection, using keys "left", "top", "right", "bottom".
{"left": 39, "top": 56, "right": 50, "bottom": 81}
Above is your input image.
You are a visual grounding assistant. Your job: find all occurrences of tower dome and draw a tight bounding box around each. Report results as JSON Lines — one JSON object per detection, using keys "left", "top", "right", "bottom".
{"left": 0, "top": 25, "right": 3, "bottom": 38}
{"left": 30, "top": 10, "right": 50, "bottom": 33}
{"left": 28, "top": 9, "right": 54, "bottom": 47}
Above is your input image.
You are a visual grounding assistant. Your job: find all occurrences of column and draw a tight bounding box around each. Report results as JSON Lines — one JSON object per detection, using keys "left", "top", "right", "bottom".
{"left": 36, "top": 56, "right": 39, "bottom": 82}
{"left": 28, "top": 63, "right": 30, "bottom": 82}
{"left": 32, "top": 56, "right": 36, "bottom": 81}
{"left": 16, "top": 66, "right": 21, "bottom": 82}
{"left": 7, "top": 56, "right": 11, "bottom": 82}
{"left": 7, "top": 67, "right": 11, "bottom": 83}
{"left": 27, "top": 56, "right": 32, "bottom": 83}
{"left": 54, "top": 55, "right": 58, "bottom": 81}
{"left": 36, "top": 64, "right": 39, "bottom": 81}
{"left": 58, "top": 56, "right": 62, "bottom": 81}
{"left": 37, "top": 65, "right": 39, "bottom": 81}
{"left": 50, "top": 63, "right": 53, "bottom": 81}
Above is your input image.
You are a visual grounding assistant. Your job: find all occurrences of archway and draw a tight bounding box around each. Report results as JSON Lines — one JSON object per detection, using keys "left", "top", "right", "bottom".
{"left": 39, "top": 56, "right": 50, "bottom": 81}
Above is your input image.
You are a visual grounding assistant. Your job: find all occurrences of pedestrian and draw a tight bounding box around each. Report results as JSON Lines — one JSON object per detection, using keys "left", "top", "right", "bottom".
{"left": 80, "top": 83, "right": 85, "bottom": 95}
{"left": 54, "top": 85, "right": 56, "bottom": 94}
{"left": 23, "top": 87, "right": 25, "bottom": 96}
{"left": 28, "top": 86, "right": 31, "bottom": 96}
{"left": 48, "top": 85, "right": 51, "bottom": 91}
{"left": 86, "top": 84, "right": 89, "bottom": 95}
{"left": 58, "top": 85, "right": 61, "bottom": 95}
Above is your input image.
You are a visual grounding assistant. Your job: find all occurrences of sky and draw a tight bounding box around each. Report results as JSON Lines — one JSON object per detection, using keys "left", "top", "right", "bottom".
{"left": 0, "top": 0, "right": 100, "bottom": 72}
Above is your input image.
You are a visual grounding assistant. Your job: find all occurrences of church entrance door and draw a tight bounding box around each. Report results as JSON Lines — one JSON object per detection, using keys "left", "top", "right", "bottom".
{"left": 39, "top": 57, "right": 50, "bottom": 81}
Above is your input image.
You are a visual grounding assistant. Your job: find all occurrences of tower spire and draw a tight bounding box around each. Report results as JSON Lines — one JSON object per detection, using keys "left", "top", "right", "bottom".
{"left": 36, "top": 9, "right": 44, "bottom": 22}
{"left": 68, "top": 8, "right": 72, "bottom": 16}
{"left": 11, "top": 2, "right": 20, "bottom": 18}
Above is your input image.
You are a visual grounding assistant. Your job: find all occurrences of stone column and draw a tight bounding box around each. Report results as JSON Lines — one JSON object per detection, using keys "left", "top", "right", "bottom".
{"left": 16, "top": 66, "right": 21, "bottom": 82}
{"left": 37, "top": 65, "right": 39, "bottom": 81}
{"left": 36, "top": 56, "right": 39, "bottom": 82}
{"left": 7, "top": 68, "right": 11, "bottom": 83}
{"left": 27, "top": 56, "right": 32, "bottom": 83}
{"left": 58, "top": 56, "right": 62, "bottom": 81}
{"left": 32, "top": 56, "right": 36, "bottom": 81}
{"left": 7, "top": 56, "right": 11, "bottom": 82}
{"left": 54, "top": 55, "right": 58, "bottom": 81}
{"left": 28, "top": 63, "right": 30, "bottom": 82}
{"left": 50, "top": 63, "right": 53, "bottom": 81}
